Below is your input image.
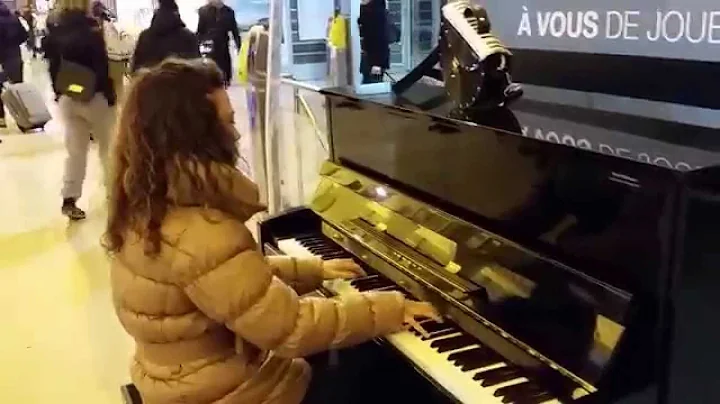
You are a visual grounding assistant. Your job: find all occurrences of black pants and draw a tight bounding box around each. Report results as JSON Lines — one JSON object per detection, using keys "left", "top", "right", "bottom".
{"left": 301, "top": 343, "right": 452, "bottom": 404}
{"left": 210, "top": 46, "right": 233, "bottom": 86}
{"left": 0, "top": 58, "right": 24, "bottom": 119}
{"left": 360, "top": 54, "right": 384, "bottom": 84}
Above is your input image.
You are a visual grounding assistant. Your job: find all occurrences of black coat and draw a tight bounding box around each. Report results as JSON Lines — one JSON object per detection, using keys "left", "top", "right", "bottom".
{"left": 131, "top": 9, "right": 200, "bottom": 73}
{"left": 0, "top": 5, "right": 28, "bottom": 62}
{"left": 43, "top": 10, "right": 115, "bottom": 105}
{"left": 358, "top": 0, "right": 390, "bottom": 69}
{"left": 197, "top": 4, "right": 240, "bottom": 49}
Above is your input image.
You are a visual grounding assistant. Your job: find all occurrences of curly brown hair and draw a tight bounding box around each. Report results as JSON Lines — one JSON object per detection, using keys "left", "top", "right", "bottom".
{"left": 103, "top": 59, "right": 239, "bottom": 256}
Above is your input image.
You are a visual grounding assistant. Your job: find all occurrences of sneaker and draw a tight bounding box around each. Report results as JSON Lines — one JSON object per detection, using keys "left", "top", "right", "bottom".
{"left": 62, "top": 199, "right": 86, "bottom": 221}
{"left": 0, "top": 118, "right": 6, "bottom": 128}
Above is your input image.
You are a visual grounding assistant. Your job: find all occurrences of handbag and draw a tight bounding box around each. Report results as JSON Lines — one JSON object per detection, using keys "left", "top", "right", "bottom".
{"left": 55, "top": 59, "right": 97, "bottom": 103}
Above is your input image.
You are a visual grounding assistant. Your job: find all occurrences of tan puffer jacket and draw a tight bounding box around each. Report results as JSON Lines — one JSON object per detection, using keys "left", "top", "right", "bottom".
{"left": 110, "top": 163, "right": 407, "bottom": 404}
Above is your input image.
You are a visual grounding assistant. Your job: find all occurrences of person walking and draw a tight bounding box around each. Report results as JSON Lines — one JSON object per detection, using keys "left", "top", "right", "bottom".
{"left": 43, "top": 1, "right": 116, "bottom": 220}
{"left": 0, "top": 2, "right": 28, "bottom": 129}
{"left": 91, "top": 1, "right": 133, "bottom": 100}
{"left": 130, "top": 0, "right": 200, "bottom": 74}
{"left": 197, "top": 0, "right": 241, "bottom": 86}
{"left": 19, "top": 6, "right": 38, "bottom": 58}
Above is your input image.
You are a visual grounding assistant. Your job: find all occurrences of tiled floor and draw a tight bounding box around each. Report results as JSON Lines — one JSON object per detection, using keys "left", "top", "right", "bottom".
{"left": 0, "top": 59, "right": 258, "bottom": 403}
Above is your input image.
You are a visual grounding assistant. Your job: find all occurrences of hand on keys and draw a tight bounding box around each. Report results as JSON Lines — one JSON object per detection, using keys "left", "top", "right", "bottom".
{"left": 322, "top": 258, "right": 367, "bottom": 280}
{"left": 404, "top": 301, "right": 443, "bottom": 338}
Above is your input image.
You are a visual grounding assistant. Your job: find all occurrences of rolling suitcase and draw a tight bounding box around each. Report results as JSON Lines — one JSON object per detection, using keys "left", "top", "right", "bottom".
{"left": 1, "top": 82, "right": 52, "bottom": 132}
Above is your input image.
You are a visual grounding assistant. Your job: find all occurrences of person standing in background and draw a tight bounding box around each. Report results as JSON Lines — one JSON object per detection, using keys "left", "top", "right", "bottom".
{"left": 44, "top": 0, "right": 116, "bottom": 220}
{"left": 19, "top": 6, "right": 38, "bottom": 58}
{"left": 91, "top": 1, "right": 133, "bottom": 101}
{"left": 130, "top": 0, "right": 200, "bottom": 74}
{"left": 358, "top": 0, "right": 390, "bottom": 84}
{"left": 197, "top": 0, "right": 240, "bottom": 86}
{"left": 0, "top": 2, "right": 28, "bottom": 129}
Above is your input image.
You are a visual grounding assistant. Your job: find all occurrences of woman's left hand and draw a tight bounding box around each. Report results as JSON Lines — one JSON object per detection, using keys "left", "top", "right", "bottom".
{"left": 323, "top": 258, "right": 367, "bottom": 280}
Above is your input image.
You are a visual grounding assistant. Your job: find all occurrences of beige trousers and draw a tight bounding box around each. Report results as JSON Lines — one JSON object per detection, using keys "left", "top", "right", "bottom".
{"left": 59, "top": 94, "right": 115, "bottom": 200}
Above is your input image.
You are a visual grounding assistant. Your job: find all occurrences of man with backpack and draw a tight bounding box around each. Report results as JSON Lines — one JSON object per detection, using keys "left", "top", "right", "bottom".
{"left": 0, "top": 2, "right": 29, "bottom": 129}
{"left": 43, "top": 0, "right": 116, "bottom": 220}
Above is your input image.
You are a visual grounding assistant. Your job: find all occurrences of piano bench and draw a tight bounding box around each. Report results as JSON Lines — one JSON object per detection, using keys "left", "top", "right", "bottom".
{"left": 121, "top": 384, "right": 143, "bottom": 404}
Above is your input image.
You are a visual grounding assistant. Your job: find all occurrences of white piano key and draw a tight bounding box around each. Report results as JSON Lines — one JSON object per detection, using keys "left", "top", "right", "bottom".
{"left": 278, "top": 238, "right": 318, "bottom": 258}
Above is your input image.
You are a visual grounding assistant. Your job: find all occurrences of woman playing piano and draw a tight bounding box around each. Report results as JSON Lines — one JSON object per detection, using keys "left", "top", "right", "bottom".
{"left": 104, "top": 59, "right": 439, "bottom": 404}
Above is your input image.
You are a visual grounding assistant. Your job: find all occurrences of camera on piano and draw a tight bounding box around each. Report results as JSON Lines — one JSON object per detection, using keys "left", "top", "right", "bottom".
{"left": 439, "top": 1, "right": 523, "bottom": 110}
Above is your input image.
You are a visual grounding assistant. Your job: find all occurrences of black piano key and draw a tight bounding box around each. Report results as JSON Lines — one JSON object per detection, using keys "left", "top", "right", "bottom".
{"left": 308, "top": 245, "right": 334, "bottom": 251}
{"left": 418, "top": 320, "right": 455, "bottom": 334}
{"left": 297, "top": 240, "right": 325, "bottom": 246}
{"left": 448, "top": 346, "right": 480, "bottom": 362}
{"left": 429, "top": 334, "right": 478, "bottom": 353}
{"left": 356, "top": 282, "right": 395, "bottom": 291}
{"left": 295, "top": 234, "right": 320, "bottom": 240}
{"left": 351, "top": 277, "right": 389, "bottom": 286}
{"left": 302, "top": 244, "right": 327, "bottom": 251}
{"left": 311, "top": 250, "right": 338, "bottom": 256}
{"left": 418, "top": 328, "right": 459, "bottom": 341}
{"left": 374, "top": 285, "right": 403, "bottom": 292}
{"left": 306, "top": 244, "right": 333, "bottom": 251}
{"left": 351, "top": 277, "right": 393, "bottom": 288}
{"left": 350, "top": 275, "right": 380, "bottom": 285}
{"left": 353, "top": 283, "right": 389, "bottom": 291}
{"left": 494, "top": 381, "right": 544, "bottom": 399}
{"left": 456, "top": 349, "right": 503, "bottom": 372}
{"left": 322, "top": 253, "right": 351, "bottom": 259}
{"left": 474, "top": 366, "right": 525, "bottom": 387}
{"left": 301, "top": 239, "right": 330, "bottom": 246}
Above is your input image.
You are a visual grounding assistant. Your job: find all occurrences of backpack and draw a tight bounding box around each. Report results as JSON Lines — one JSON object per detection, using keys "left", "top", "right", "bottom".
{"left": 385, "top": 10, "right": 400, "bottom": 44}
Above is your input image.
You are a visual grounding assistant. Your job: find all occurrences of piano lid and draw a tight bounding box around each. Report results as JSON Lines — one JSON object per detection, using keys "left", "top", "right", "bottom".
{"left": 326, "top": 83, "right": 720, "bottom": 172}
{"left": 321, "top": 83, "right": 720, "bottom": 296}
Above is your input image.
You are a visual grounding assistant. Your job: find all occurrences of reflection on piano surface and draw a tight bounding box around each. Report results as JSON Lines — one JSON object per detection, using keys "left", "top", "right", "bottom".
{"left": 259, "top": 83, "right": 720, "bottom": 403}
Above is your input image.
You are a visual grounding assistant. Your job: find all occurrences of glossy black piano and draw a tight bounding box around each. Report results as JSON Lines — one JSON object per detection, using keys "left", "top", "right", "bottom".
{"left": 258, "top": 81, "right": 720, "bottom": 404}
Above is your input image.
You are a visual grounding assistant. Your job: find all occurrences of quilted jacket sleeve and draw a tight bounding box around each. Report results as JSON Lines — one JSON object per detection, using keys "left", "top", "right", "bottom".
{"left": 266, "top": 256, "right": 324, "bottom": 295}
{"left": 179, "top": 228, "right": 406, "bottom": 359}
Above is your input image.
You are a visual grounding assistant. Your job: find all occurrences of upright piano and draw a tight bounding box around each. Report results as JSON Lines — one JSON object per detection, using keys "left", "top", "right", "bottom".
{"left": 258, "top": 83, "right": 720, "bottom": 404}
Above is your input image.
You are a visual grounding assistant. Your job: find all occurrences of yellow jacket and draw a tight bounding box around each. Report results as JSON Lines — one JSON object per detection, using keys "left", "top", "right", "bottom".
{"left": 328, "top": 15, "right": 347, "bottom": 49}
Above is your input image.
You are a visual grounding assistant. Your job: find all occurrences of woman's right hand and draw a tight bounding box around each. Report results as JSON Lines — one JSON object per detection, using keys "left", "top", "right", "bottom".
{"left": 403, "top": 301, "right": 442, "bottom": 338}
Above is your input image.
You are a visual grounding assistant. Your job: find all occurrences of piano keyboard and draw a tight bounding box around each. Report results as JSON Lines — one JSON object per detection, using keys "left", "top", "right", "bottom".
{"left": 277, "top": 235, "right": 563, "bottom": 404}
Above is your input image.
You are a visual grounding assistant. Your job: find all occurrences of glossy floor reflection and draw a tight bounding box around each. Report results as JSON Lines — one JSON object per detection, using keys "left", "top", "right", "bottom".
{"left": 0, "top": 58, "right": 253, "bottom": 403}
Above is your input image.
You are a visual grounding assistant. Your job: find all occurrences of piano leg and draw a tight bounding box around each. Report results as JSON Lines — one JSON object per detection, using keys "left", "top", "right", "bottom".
{"left": 302, "top": 342, "right": 455, "bottom": 404}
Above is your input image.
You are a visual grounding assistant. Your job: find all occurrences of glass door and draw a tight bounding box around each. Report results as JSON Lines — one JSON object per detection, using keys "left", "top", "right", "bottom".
{"left": 410, "top": 0, "right": 440, "bottom": 67}
{"left": 386, "top": 0, "right": 406, "bottom": 71}
{"left": 388, "top": 0, "right": 441, "bottom": 74}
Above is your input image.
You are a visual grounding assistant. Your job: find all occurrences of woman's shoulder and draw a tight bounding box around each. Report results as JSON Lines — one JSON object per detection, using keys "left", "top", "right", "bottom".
{"left": 164, "top": 206, "right": 255, "bottom": 252}
{"left": 162, "top": 207, "right": 257, "bottom": 279}
{"left": 115, "top": 207, "right": 256, "bottom": 285}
